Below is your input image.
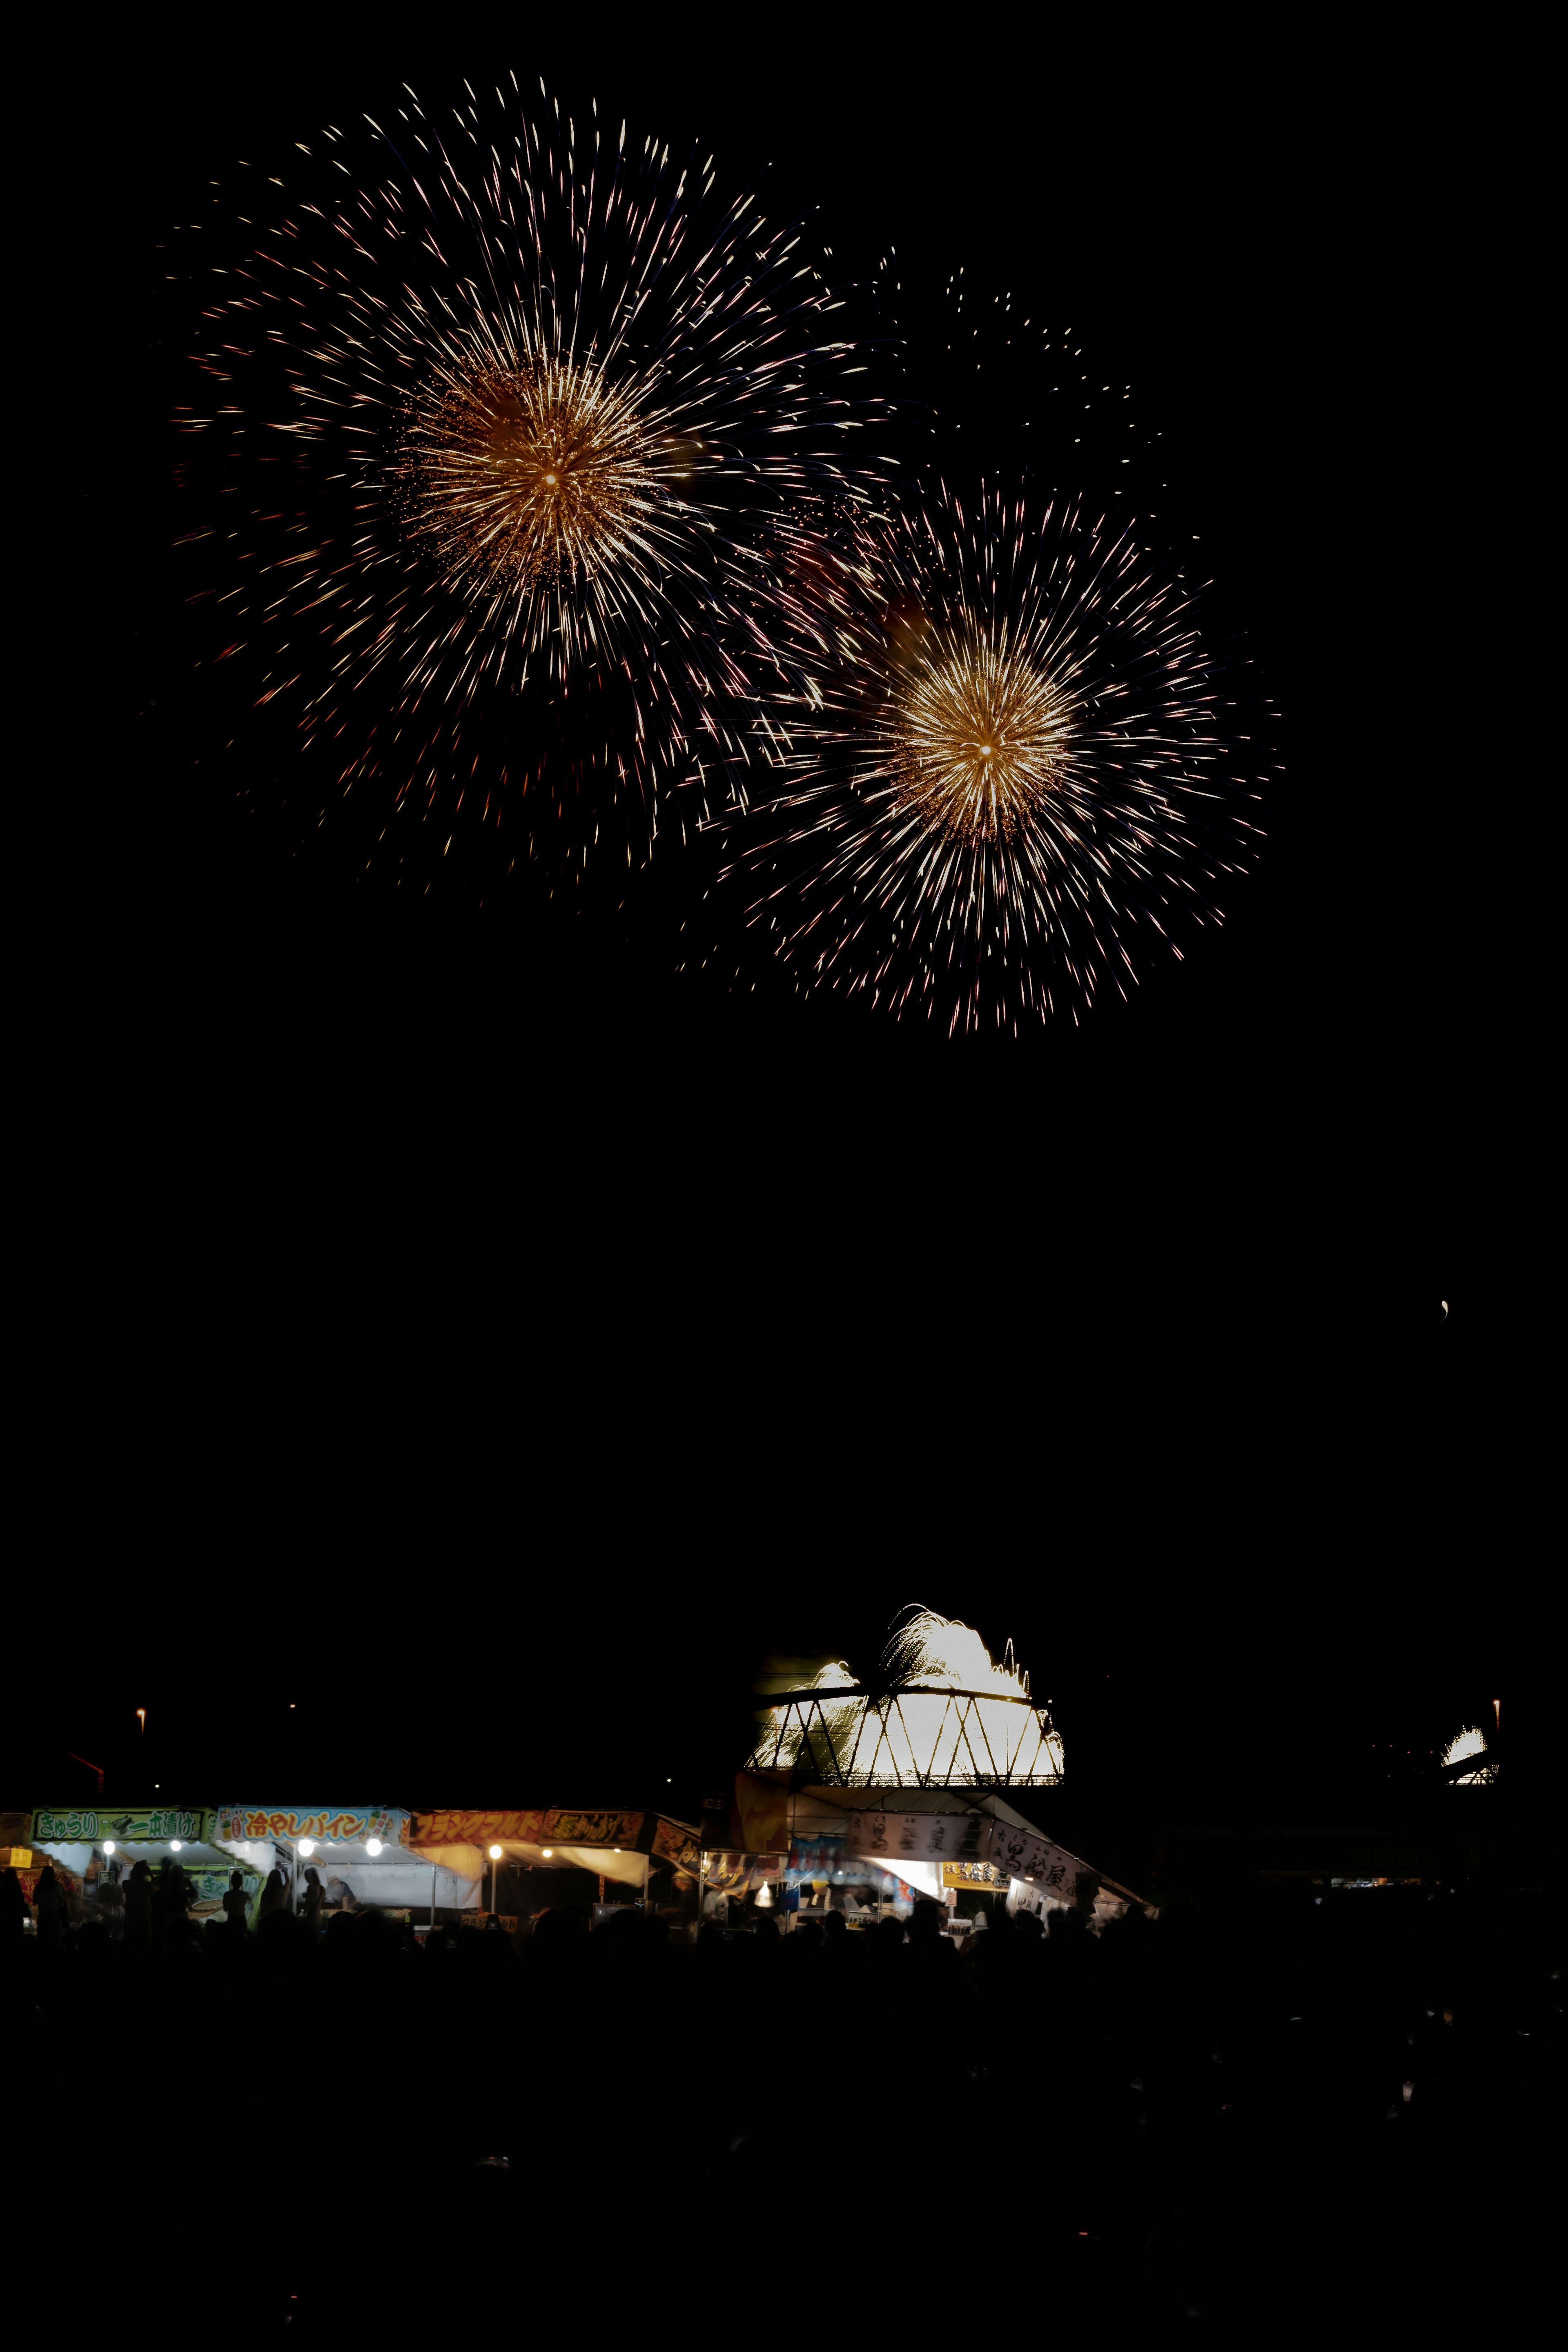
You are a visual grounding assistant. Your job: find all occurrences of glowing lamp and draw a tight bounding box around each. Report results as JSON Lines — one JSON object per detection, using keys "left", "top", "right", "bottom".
{"left": 298, "top": 1838, "right": 316, "bottom": 1858}
{"left": 169, "top": 1840, "right": 183, "bottom": 1852}
{"left": 366, "top": 1839, "right": 383, "bottom": 1856}
{"left": 541, "top": 1848, "right": 553, "bottom": 1859}
{"left": 489, "top": 1844, "right": 503, "bottom": 1861}
{"left": 103, "top": 1841, "right": 116, "bottom": 1855}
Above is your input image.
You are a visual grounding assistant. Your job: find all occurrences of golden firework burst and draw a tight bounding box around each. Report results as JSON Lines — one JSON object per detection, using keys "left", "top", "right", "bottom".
{"left": 402, "top": 352, "right": 657, "bottom": 603}
{"left": 887, "top": 639, "right": 1074, "bottom": 844}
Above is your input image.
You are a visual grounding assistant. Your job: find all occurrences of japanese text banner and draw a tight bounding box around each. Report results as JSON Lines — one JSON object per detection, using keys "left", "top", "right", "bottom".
{"left": 410, "top": 1809, "right": 646, "bottom": 1850}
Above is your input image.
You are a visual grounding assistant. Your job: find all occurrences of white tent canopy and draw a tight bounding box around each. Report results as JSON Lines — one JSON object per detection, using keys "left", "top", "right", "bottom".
{"left": 413, "top": 1839, "right": 649, "bottom": 1890}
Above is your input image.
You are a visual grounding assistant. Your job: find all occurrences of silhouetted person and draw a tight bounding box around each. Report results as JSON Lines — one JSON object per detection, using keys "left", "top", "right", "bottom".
{"left": 33, "top": 1864, "right": 64, "bottom": 1949}
{"left": 222, "top": 1871, "right": 250, "bottom": 1932}
{"left": 299, "top": 1866, "right": 325, "bottom": 1933}
{"left": 152, "top": 1859, "right": 179, "bottom": 1949}
{"left": 256, "top": 1868, "right": 287, "bottom": 1927}
{"left": 157, "top": 1862, "right": 195, "bottom": 1951}
{"left": 124, "top": 1860, "right": 152, "bottom": 1947}
{"left": 907, "top": 1897, "right": 946, "bottom": 1948}
{"left": 0, "top": 1866, "right": 24, "bottom": 1941}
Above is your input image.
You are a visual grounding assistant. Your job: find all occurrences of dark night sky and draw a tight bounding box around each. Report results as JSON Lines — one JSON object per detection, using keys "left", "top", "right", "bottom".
{"left": 35, "top": 33, "right": 1527, "bottom": 1827}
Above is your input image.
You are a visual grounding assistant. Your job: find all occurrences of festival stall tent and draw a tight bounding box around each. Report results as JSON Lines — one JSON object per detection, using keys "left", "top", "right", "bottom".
{"left": 26, "top": 1806, "right": 257, "bottom": 1928}
{"left": 405, "top": 1809, "right": 702, "bottom": 1925}
{"left": 699, "top": 1773, "right": 1152, "bottom": 1931}
{"left": 210, "top": 1807, "right": 479, "bottom": 1924}
{"left": 782, "top": 1782, "right": 1154, "bottom": 1930}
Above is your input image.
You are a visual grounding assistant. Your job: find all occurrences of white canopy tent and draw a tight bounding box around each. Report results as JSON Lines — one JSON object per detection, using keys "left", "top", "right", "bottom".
{"left": 210, "top": 1807, "right": 480, "bottom": 1919}
{"left": 411, "top": 1839, "right": 650, "bottom": 1890}
{"left": 28, "top": 1806, "right": 253, "bottom": 1927}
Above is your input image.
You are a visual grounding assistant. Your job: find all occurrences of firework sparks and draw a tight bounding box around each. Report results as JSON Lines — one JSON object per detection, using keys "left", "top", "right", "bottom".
{"left": 886, "top": 638, "right": 1075, "bottom": 844}
{"left": 400, "top": 352, "right": 659, "bottom": 610}
{"left": 174, "top": 79, "right": 886, "bottom": 868}
{"left": 1441, "top": 1727, "right": 1497, "bottom": 1785}
{"left": 720, "top": 481, "right": 1270, "bottom": 1033}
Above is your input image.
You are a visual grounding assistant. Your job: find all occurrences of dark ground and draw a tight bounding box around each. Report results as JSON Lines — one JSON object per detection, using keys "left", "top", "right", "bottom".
{"left": 9, "top": 1871, "right": 1559, "bottom": 2336}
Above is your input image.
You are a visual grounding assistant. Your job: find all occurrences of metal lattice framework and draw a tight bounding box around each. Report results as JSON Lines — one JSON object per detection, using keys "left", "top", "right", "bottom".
{"left": 745, "top": 1684, "right": 1064, "bottom": 1789}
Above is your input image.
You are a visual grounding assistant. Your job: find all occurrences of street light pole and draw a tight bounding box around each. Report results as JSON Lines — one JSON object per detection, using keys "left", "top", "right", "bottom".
{"left": 489, "top": 1844, "right": 502, "bottom": 1918}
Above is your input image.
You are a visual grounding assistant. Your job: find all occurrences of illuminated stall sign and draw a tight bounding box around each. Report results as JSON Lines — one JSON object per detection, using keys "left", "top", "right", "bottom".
{"left": 651, "top": 1818, "right": 702, "bottom": 1874}
{"left": 33, "top": 1807, "right": 208, "bottom": 1845}
{"left": 410, "top": 1809, "right": 646, "bottom": 1849}
{"left": 844, "top": 1811, "right": 1085, "bottom": 1896}
{"left": 784, "top": 1842, "right": 911, "bottom": 1892}
{"left": 786, "top": 1834, "right": 846, "bottom": 1885}
{"left": 704, "top": 1853, "right": 783, "bottom": 1894}
{"left": 213, "top": 1807, "right": 405, "bottom": 1846}
{"left": 848, "top": 1812, "right": 990, "bottom": 1865}
{"left": 942, "top": 1859, "right": 1004, "bottom": 1891}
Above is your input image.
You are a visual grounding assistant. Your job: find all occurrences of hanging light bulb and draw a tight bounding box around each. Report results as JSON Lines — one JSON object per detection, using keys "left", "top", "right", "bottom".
{"left": 366, "top": 1839, "right": 383, "bottom": 1856}
{"left": 298, "top": 1838, "right": 316, "bottom": 1858}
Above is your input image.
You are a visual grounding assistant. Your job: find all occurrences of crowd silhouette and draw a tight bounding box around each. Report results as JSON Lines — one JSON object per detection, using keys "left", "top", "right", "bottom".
{"left": 4, "top": 1865, "right": 1556, "bottom": 2334}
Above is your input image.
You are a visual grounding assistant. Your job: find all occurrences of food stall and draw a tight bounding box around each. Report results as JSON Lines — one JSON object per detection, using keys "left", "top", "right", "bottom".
{"left": 210, "top": 1806, "right": 476, "bottom": 1925}
{"left": 406, "top": 1809, "right": 702, "bottom": 1928}
{"left": 25, "top": 1805, "right": 258, "bottom": 1929}
{"left": 698, "top": 1774, "right": 1154, "bottom": 1934}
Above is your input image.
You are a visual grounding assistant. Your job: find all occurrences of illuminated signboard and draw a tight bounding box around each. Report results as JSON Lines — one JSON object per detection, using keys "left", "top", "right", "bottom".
{"left": 651, "top": 1818, "right": 702, "bottom": 1873}
{"left": 33, "top": 1808, "right": 207, "bottom": 1844}
{"left": 941, "top": 1859, "right": 1004, "bottom": 1890}
{"left": 409, "top": 1809, "right": 644, "bottom": 1849}
{"left": 213, "top": 1807, "right": 405, "bottom": 1846}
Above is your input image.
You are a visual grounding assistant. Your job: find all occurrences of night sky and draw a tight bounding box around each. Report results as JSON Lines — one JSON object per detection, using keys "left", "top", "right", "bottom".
{"left": 45, "top": 35, "right": 1520, "bottom": 1827}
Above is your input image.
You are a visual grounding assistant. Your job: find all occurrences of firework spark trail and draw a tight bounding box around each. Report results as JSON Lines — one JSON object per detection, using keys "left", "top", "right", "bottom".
{"left": 719, "top": 481, "right": 1270, "bottom": 1033}
{"left": 176, "top": 77, "right": 889, "bottom": 863}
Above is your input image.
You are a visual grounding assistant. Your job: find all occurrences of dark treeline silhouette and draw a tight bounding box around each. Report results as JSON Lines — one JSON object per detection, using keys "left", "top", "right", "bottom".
{"left": 4, "top": 1873, "right": 1557, "bottom": 2332}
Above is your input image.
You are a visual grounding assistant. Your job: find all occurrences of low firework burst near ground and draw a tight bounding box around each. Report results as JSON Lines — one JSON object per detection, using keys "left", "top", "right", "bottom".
{"left": 174, "top": 76, "right": 886, "bottom": 873}
{"left": 722, "top": 482, "right": 1271, "bottom": 1034}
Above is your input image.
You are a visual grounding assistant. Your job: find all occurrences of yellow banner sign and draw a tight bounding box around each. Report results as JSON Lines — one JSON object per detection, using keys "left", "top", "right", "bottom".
{"left": 942, "top": 1860, "right": 1003, "bottom": 1890}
